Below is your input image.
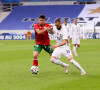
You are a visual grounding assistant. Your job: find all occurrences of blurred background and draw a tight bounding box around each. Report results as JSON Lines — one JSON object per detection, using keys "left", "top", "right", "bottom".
{"left": 0, "top": 0, "right": 100, "bottom": 40}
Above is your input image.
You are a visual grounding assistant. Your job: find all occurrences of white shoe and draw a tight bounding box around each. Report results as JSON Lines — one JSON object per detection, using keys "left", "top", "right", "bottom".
{"left": 81, "top": 71, "right": 87, "bottom": 75}
{"left": 65, "top": 64, "right": 69, "bottom": 74}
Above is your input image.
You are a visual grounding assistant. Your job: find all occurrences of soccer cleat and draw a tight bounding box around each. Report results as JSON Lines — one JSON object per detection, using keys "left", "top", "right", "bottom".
{"left": 81, "top": 71, "right": 87, "bottom": 75}
{"left": 65, "top": 64, "right": 69, "bottom": 74}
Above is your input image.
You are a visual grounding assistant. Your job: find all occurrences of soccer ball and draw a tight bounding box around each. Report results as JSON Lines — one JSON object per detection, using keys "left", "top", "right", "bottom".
{"left": 30, "top": 66, "right": 39, "bottom": 74}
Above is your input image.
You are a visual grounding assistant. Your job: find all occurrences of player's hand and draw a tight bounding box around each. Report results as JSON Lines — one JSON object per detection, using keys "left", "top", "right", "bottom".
{"left": 47, "top": 27, "right": 53, "bottom": 32}
{"left": 81, "top": 37, "right": 83, "bottom": 39}
{"left": 51, "top": 45, "right": 57, "bottom": 49}
{"left": 43, "top": 27, "right": 48, "bottom": 31}
{"left": 80, "top": 37, "right": 83, "bottom": 39}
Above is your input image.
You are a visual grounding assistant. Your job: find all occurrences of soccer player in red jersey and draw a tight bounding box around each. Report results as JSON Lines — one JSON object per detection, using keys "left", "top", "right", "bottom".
{"left": 30, "top": 15, "right": 53, "bottom": 74}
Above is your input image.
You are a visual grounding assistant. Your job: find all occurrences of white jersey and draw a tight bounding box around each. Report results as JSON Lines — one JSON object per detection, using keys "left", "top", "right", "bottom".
{"left": 52, "top": 25, "right": 68, "bottom": 47}
{"left": 64, "top": 24, "right": 71, "bottom": 37}
{"left": 71, "top": 24, "right": 81, "bottom": 38}
{"left": 52, "top": 25, "right": 73, "bottom": 59}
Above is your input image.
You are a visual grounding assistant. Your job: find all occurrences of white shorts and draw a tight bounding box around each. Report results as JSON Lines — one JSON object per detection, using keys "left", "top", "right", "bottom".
{"left": 51, "top": 46, "right": 73, "bottom": 59}
{"left": 72, "top": 37, "right": 80, "bottom": 44}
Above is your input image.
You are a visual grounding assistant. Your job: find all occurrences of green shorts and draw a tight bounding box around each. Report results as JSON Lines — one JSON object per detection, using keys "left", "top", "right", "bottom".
{"left": 34, "top": 44, "right": 53, "bottom": 54}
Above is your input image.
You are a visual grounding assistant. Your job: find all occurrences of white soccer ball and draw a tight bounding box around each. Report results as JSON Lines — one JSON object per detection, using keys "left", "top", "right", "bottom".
{"left": 30, "top": 66, "right": 39, "bottom": 74}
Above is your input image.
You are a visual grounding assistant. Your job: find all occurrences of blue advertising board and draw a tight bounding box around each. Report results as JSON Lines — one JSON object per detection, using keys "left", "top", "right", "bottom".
{"left": 77, "top": 0, "right": 94, "bottom": 1}
{"left": 1, "top": 0, "right": 20, "bottom": 3}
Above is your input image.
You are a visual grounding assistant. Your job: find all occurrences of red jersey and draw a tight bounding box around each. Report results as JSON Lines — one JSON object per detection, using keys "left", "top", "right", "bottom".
{"left": 34, "top": 23, "right": 53, "bottom": 45}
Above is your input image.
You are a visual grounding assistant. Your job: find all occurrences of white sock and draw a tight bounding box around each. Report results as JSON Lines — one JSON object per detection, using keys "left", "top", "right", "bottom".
{"left": 50, "top": 58, "right": 68, "bottom": 67}
{"left": 76, "top": 45, "right": 78, "bottom": 49}
{"left": 73, "top": 46, "right": 77, "bottom": 54}
{"left": 70, "top": 59, "right": 85, "bottom": 72}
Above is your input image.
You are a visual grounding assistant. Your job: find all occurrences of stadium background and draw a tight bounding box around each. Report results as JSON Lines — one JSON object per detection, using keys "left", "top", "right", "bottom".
{"left": 0, "top": 0, "right": 100, "bottom": 90}
{"left": 0, "top": 0, "right": 100, "bottom": 40}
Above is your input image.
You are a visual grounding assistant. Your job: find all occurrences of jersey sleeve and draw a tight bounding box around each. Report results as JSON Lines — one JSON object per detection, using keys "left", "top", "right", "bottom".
{"left": 63, "top": 26, "right": 68, "bottom": 40}
{"left": 34, "top": 24, "right": 39, "bottom": 30}
{"left": 52, "top": 26, "right": 56, "bottom": 34}
{"left": 47, "top": 24, "right": 53, "bottom": 28}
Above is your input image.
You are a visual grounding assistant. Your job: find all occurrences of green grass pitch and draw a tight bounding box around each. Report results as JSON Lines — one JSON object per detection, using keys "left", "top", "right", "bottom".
{"left": 0, "top": 39, "right": 100, "bottom": 90}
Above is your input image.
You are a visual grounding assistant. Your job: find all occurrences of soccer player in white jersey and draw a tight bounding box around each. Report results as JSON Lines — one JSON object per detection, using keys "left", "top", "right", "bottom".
{"left": 49, "top": 19, "right": 86, "bottom": 75}
{"left": 64, "top": 21, "right": 71, "bottom": 40}
{"left": 71, "top": 18, "right": 82, "bottom": 56}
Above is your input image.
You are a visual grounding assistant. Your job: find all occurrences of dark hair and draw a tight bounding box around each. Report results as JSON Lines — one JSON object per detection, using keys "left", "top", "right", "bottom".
{"left": 74, "top": 18, "right": 78, "bottom": 20}
{"left": 64, "top": 20, "right": 67, "bottom": 23}
{"left": 39, "top": 15, "right": 45, "bottom": 19}
{"left": 55, "top": 19, "right": 61, "bottom": 23}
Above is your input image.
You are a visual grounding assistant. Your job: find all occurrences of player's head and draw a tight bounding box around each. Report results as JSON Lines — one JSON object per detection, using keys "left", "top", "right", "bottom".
{"left": 74, "top": 18, "right": 78, "bottom": 25}
{"left": 64, "top": 21, "right": 67, "bottom": 26}
{"left": 55, "top": 19, "right": 62, "bottom": 30}
{"left": 39, "top": 15, "right": 45, "bottom": 26}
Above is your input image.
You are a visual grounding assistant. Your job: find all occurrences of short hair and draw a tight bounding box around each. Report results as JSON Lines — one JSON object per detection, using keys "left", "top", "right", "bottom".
{"left": 39, "top": 15, "right": 45, "bottom": 19}
{"left": 64, "top": 20, "right": 67, "bottom": 23}
{"left": 55, "top": 19, "right": 61, "bottom": 23}
{"left": 74, "top": 18, "right": 78, "bottom": 20}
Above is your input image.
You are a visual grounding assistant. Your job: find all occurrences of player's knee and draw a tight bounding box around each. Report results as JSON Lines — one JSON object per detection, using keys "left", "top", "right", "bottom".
{"left": 34, "top": 56, "right": 38, "bottom": 59}
{"left": 69, "top": 60, "right": 73, "bottom": 63}
{"left": 69, "top": 59, "right": 74, "bottom": 64}
{"left": 33, "top": 54, "right": 38, "bottom": 59}
{"left": 50, "top": 58, "right": 55, "bottom": 63}
{"left": 77, "top": 44, "right": 80, "bottom": 47}
{"left": 74, "top": 44, "right": 76, "bottom": 47}
{"left": 68, "top": 56, "right": 73, "bottom": 61}
{"left": 68, "top": 57, "right": 73, "bottom": 62}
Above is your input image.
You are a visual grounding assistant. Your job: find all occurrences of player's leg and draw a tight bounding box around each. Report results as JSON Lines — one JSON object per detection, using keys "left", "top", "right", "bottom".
{"left": 50, "top": 48, "right": 69, "bottom": 73}
{"left": 69, "top": 58, "right": 86, "bottom": 75}
{"left": 43, "top": 45, "right": 69, "bottom": 73}
{"left": 30, "top": 44, "right": 42, "bottom": 74}
{"left": 33, "top": 44, "right": 42, "bottom": 66}
{"left": 76, "top": 44, "right": 80, "bottom": 48}
{"left": 33, "top": 51, "right": 39, "bottom": 66}
{"left": 63, "top": 47, "right": 86, "bottom": 75}
{"left": 50, "top": 56, "right": 69, "bottom": 67}
{"left": 43, "top": 45, "right": 53, "bottom": 56}
{"left": 76, "top": 38, "right": 80, "bottom": 49}
{"left": 72, "top": 38, "right": 77, "bottom": 55}
{"left": 75, "top": 38, "right": 80, "bottom": 56}
{"left": 73, "top": 44, "right": 78, "bottom": 56}
{"left": 43, "top": 45, "right": 62, "bottom": 64}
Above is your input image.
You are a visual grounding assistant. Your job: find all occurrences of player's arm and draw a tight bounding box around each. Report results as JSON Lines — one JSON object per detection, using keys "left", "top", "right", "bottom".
{"left": 35, "top": 28, "right": 47, "bottom": 34}
{"left": 51, "top": 39, "right": 67, "bottom": 49}
{"left": 48, "top": 30, "right": 54, "bottom": 34}
{"left": 34, "top": 24, "right": 48, "bottom": 34}
{"left": 48, "top": 27, "right": 54, "bottom": 34}
{"left": 79, "top": 26, "right": 83, "bottom": 39}
{"left": 51, "top": 27, "right": 68, "bottom": 49}
{"left": 47, "top": 24, "right": 54, "bottom": 34}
